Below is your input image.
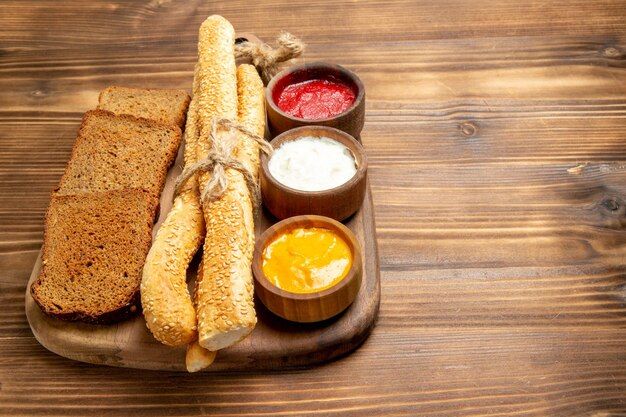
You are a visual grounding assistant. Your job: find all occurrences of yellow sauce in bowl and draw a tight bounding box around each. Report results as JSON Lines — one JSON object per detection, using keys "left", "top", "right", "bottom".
{"left": 261, "top": 227, "right": 352, "bottom": 294}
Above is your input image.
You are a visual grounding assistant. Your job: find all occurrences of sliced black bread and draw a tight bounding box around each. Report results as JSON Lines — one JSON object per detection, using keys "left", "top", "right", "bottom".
{"left": 56, "top": 109, "right": 181, "bottom": 200}
{"left": 31, "top": 188, "right": 158, "bottom": 323}
{"left": 97, "top": 86, "right": 191, "bottom": 129}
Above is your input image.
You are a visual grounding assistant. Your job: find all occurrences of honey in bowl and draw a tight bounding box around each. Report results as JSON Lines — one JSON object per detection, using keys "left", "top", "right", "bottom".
{"left": 261, "top": 227, "right": 352, "bottom": 294}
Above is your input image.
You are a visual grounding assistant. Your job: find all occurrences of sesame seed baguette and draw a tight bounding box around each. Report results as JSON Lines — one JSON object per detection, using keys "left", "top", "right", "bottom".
{"left": 140, "top": 67, "right": 205, "bottom": 347}
{"left": 194, "top": 15, "right": 239, "bottom": 172}
{"left": 194, "top": 16, "right": 263, "bottom": 352}
{"left": 183, "top": 65, "right": 201, "bottom": 167}
{"left": 233, "top": 64, "right": 266, "bottom": 178}
{"left": 185, "top": 63, "right": 265, "bottom": 370}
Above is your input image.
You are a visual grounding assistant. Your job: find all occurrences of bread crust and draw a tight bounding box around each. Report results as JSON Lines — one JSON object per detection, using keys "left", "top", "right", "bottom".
{"left": 184, "top": 64, "right": 265, "bottom": 369}
{"left": 185, "top": 261, "right": 217, "bottom": 372}
{"left": 31, "top": 188, "right": 157, "bottom": 324}
{"left": 195, "top": 62, "right": 265, "bottom": 350}
{"left": 140, "top": 70, "right": 205, "bottom": 346}
{"left": 98, "top": 86, "right": 191, "bottom": 129}
{"left": 56, "top": 109, "right": 182, "bottom": 201}
{"left": 140, "top": 189, "right": 204, "bottom": 345}
{"left": 141, "top": 15, "right": 265, "bottom": 353}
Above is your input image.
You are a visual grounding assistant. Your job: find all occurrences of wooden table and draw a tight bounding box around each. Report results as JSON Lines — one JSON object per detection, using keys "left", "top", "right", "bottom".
{"left": 2, "top": 1, "right": 625, "bottom": 415}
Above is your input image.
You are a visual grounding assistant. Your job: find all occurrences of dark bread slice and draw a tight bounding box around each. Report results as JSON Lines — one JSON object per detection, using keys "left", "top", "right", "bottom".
{"left": 30, "top": 188, "right": 158, "bottom": 324}
{"left": 56, "top": 109, "right": 181, "bottom": 200}
{"left": 97, "top": 86, "right": 191, "bottom": 129}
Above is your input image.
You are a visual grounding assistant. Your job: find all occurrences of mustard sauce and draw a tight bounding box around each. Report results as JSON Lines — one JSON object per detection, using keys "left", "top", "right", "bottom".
{"left": 261, "top": 227, "right": 352, "bottom": 294}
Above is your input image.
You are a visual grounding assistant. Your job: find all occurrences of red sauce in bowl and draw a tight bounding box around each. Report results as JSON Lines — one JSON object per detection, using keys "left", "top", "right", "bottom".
{"left": 275, "top": 78, "right": 356, "bottom": 120}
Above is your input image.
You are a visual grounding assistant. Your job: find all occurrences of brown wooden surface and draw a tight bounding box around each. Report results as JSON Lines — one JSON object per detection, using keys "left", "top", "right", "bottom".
{"left": 24, "top": 142, "right": 379, "bottom": 370}
{"left": 1, "top": 0, "right": 626, "bottom": 415}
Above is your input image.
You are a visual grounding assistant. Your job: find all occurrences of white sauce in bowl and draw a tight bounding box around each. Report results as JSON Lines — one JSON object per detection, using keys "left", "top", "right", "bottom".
{"left": 268, "top": 136, "right": 357, "bottom": 191}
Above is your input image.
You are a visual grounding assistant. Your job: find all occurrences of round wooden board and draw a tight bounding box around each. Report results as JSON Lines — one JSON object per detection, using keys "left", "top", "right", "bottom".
{"left": 24, "top": 143, "right": 380, "bottom": 371}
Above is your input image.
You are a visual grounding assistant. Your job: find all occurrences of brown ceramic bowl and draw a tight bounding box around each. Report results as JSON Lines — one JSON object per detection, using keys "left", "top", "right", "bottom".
{"left": 260, "top": 125, "right": 367, "bottom": 222}
{"left": 266, "top": 62, "right": 365, "bottom": 139}
{"left": 252, "top": 215, "right": 363, "bottom": 323}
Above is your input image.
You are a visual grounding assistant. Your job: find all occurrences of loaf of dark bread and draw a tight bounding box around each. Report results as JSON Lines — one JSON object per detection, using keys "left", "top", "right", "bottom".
{"left": 31, "top": 189, "right": 158, "bottom": 324}
{"left": 97, "top": 86, "right": 191, "bottom": 129}
{"left": 31, "top": 88, "right": 189, "bottom": 324}
{"left": 56, "top": 109, "right": 181, "bottom": 200}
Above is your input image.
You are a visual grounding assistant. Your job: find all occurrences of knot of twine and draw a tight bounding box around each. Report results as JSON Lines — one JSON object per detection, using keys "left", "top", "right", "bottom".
{"left": 235, "top": 32, "right": 305, "bottom": 84}
{"left": 174, "top": 118, "right": 273, "bottom": 212}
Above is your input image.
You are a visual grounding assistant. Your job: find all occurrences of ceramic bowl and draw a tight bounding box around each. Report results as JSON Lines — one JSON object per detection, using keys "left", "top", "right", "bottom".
{"left": 260, "top": 125, "right": 367, "bottom": 222}
{"left": 266, "top": 62, "right": 365, "bottom": 140}
{"left": 252, "top": 215, "right": 363, "bottom": 323}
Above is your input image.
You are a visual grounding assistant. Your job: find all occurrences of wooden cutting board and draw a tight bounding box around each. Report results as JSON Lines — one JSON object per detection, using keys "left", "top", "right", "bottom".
{"left": 25, "top": 141, "right": 380, "bottom": 371}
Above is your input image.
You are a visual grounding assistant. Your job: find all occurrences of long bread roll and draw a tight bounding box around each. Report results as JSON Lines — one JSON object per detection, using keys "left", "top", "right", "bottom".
{"left": 185, "top": 63, "right": 266, "bottom": 371}
{"left": 186, "top": 261, "right": 217, "bottom": 372}
{"left": 140, "top": 65, "right": 205, "bottom": 347}
{"left": 233, "top": 64, "right": 266, "bottom": 175}
{"left": 194, "top": 16, "right": 261, "bottom": 351}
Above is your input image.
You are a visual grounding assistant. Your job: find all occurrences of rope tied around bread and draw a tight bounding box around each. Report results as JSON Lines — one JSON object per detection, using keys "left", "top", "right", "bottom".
{"left": 235, "top": 32, "right": 305, "bottom": 84}
{"left": 174, "top": 118, "right": 272, "bottom": 212}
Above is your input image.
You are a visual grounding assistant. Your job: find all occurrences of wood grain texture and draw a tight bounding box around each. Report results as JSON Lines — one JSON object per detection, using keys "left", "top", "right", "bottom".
{"left": 1, "top": 0, "right": 626, "bottom": 415}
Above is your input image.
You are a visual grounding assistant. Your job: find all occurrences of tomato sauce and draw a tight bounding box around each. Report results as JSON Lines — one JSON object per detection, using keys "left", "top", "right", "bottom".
{"left": 275, "top": 78, "right": 356, "bottom": 120}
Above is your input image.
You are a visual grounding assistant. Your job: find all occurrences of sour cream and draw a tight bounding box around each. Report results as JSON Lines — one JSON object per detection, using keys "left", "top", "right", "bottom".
{"left": 268, "top": 136, "right": 357, "bottom": 191}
